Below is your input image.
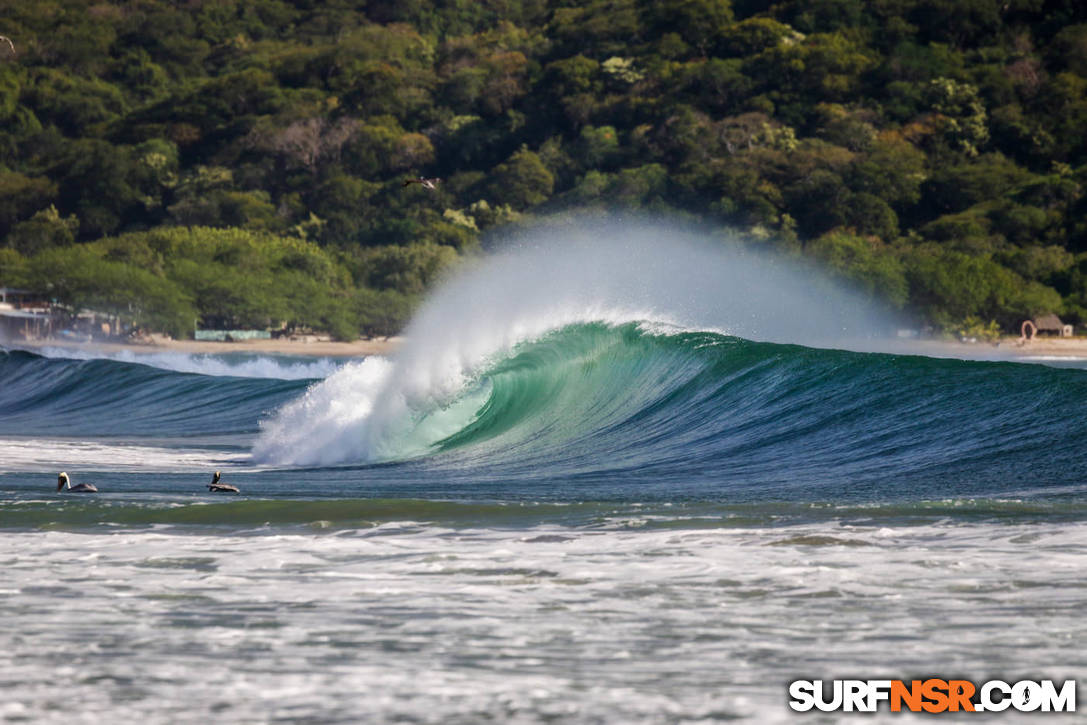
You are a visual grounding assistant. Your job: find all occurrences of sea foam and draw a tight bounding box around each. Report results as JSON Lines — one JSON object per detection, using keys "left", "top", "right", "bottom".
{"left": 253, "top": 219, "right": 894, "bottom": 467}
{"left": 22, "top": 347, "right": 345, "bottom": 380}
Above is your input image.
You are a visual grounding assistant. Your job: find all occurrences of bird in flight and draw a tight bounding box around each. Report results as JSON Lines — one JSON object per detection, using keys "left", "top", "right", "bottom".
{"left": 0, "top": 36, "right": 14, "bottom": 56}
{"left": 402, "top": 176, "right": 441, "bottom": 190}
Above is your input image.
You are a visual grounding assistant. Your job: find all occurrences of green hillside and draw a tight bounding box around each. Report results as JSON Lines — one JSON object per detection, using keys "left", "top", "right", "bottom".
{"left": 1, "top": 0, "right": 1086, "bottom": 338}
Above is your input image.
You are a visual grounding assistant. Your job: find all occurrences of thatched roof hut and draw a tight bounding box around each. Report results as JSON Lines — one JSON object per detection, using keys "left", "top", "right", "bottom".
{"left": 1033, "top": 314, "right": 1064, "bottom": 333}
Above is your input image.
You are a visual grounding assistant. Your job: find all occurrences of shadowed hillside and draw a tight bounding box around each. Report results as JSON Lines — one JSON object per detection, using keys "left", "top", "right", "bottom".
{"left": 1, "top": 0, "right": 1086, "bottom": 337}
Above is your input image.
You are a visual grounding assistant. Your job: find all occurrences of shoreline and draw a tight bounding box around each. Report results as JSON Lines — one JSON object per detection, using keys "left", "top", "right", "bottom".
{"left": 7, "top": 335, "right": 404, "bottom": 357}
{"left": 892, "top": 336, "right": 1087, "bottom": 361}
{"left": 5, "top": 334, "right": 1087, "bottom": 360}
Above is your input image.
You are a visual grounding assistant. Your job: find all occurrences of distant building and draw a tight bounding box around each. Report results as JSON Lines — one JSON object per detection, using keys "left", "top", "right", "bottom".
{"left": 1033, "top": 313, "right": 1073, "bottom": 338}
{"left": 0, "top": 287, "right": 55, "bottom": 340}
{"left": 194, "top": 329, "right": 272, "bottom": 342}
{"left": 0, "top": 287, "right": 44, "bottom": 306}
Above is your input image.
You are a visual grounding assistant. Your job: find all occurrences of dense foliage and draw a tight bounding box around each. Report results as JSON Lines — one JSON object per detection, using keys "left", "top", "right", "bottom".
{"left": 2, "top": 0, "right": 1087, "bottom": 336}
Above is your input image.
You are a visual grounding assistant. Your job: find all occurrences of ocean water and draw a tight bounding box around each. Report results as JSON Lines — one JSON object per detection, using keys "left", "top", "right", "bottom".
{"left": 2, "top": 227, "right": 1085, "bottom": 723}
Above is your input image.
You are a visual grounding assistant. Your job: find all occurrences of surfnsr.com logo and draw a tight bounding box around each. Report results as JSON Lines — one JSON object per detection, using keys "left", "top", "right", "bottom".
{"left": 789, "top": 679, "right": 1077, "bottom": 713}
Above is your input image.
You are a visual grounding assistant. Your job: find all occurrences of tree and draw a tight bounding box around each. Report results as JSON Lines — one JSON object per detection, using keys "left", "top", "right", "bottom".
{"left": 256, "top": 117, "right": 358, "bottom": 175}
{"left": 921, "top": 153, "right": 1035, "bottom": 217}
{"left": 28, "top": 246, "right": 197, "bottom": 338}
{"left": 7, "top": 205, "right": 79, "bottom": 255}
{"left": 488, "top": 148, "right": 554, "bottom": 209}
{"left": 646, "top": 0, "right": 735, "bottom": 56}
{"left": 2, "top": 0, "right": 1086, "bottom": 336}
{"left": 550, "top": 0, "right": 644, "bottom": 58}
{"left": 745, "top": 32, "right": 877, "bottom": 119}
{"left": 346, "top": 243, "right": 459, "bottom": 295}
{"left": 923, "top": 78, "right": 989, "bottom": 156}
{"left": 849, "top": 135, "right": 927, "bottom": 210}
{"left": 808, "top": 230, "right": 908, "bottom": 307}
{"left": 0, "top": 172, "right": 56, "bottom": 239}
{"left": 0, "top": 248, "right": 28, "bottom": 287}
{"left": 51, "top": 140, "right": 148, "bottom": 238}
{"left": 720, "top": 18, "right": 797, "bottom": 56}
{"left": 904, "top": 247, "right": 1062, "bottom": 329}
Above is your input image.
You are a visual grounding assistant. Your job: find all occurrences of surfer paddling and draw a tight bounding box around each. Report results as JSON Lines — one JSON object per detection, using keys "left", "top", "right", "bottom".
{"left": 56, "top": 472, "right": 98, "bottom": 493}
{"left": 207, "top": 471, "right": 239, "bottom": 493}
{"left": 402, "top": 176, "right": 440, "bottom": 190}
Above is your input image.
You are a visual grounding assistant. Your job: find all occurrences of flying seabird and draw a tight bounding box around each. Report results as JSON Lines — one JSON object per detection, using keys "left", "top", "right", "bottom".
{"left": 402, "top": 176, "right": 440, "bottom": 190}
{"left": 207, "top": 471, "right": 239, "bottom": 493}
{"left": 57, "top": 472, "right": 98, "bottom": 493}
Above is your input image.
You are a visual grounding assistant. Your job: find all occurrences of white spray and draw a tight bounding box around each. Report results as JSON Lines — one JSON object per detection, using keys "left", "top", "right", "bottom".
{"left": 253, "top": 219, "right": 895, "bottom": 467}
{"left": 21, "top": 347, "right": 345, "bottom": 380}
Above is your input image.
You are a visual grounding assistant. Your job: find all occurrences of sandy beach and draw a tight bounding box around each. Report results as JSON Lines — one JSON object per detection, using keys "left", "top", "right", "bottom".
{"left": 8, "top": 335, "right": 403, "bottom": 357}
{"left": 897, "top": 336, "right": 1087, "bottom": 361}
{"left": 993, "top": 336, "right": 1087, "bottom": 357}
{"left": 6, "top": 333, "right": 1087, "bottom": 361}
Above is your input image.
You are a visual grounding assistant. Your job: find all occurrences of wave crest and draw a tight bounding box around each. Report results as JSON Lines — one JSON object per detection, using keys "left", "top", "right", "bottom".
{"left": 252, "top": 221, "right": 894, "bottom": 467}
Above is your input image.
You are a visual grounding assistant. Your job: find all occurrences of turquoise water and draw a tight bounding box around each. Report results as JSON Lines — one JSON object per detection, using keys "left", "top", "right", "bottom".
{"left": 1, "top": 230, "right": 1085, "bottom": 722}
{"left": 2, "top": 326, "right": 1087, "bottom": 509}
{"left": 2, "top": 334, "right": 1085, "bottom": 724}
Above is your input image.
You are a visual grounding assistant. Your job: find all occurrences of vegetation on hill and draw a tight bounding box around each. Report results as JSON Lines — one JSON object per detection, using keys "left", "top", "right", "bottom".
{"left": 1, "top": 0, "right": 1086, "bottom": 337}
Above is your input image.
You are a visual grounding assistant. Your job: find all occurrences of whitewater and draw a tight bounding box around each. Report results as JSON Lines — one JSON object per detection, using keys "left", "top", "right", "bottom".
{"left": 1, "top": 221, "right": 1085, "bottom": 723}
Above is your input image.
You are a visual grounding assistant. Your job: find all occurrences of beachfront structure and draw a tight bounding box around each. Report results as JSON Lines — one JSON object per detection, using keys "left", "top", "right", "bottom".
{"left": 0, "top": 287, "right": 43, "bottom": 306}
{"left": 0, "top": 307, "right": 54, "bottom": 340}
{"left": 0, "top": 288, "right": 129, "bottom": 342}
{"left": 0, "top": 287, "right": 54, "bottom": 340}
{"left": 1033, "top": 314, "right": 1073, "bottom": 338}
{"left": 194, "top": 329, "right": 272, "bottom": 342}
